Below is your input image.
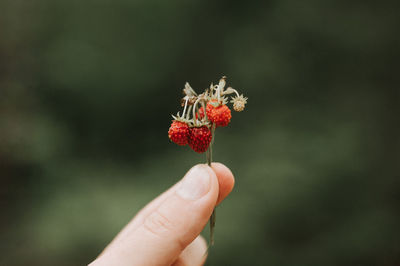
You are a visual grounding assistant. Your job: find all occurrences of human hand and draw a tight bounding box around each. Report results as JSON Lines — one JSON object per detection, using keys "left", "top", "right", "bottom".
{"left": 89, "top": 163, "right": 235, "bottom": 266}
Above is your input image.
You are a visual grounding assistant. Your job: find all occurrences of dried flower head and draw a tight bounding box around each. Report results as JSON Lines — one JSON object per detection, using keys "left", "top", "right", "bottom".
{"left": 231, "top": 94, "right": 248, "bottom": 112}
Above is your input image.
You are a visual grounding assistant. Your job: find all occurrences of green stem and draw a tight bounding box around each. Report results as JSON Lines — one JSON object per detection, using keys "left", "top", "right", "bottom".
{"left": 209, "top": 209, "right": 216, "bottom": 245}
{"left": 207, "top": 123, "right": 217, "bottom": 245}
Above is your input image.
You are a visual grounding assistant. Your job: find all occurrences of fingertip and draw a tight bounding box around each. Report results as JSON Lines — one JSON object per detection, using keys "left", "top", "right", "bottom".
{"left": 211, "top": 162, "right": 235, "bottom": 205}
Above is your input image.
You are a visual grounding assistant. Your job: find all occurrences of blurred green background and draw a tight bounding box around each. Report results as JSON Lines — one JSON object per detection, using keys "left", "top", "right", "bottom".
{"left": 1, "top": 0, "right": 399, "bottom": 265}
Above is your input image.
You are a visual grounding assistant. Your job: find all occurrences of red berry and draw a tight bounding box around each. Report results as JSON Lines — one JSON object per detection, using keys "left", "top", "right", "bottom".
{"left": 168, "top": 121, "right": 189, "bottom": 146}
{"left": 206, "top": 100, "right": 232, "bottom": 127}
{"left": 188, "top": 126, "right": 212, "bottom": 153}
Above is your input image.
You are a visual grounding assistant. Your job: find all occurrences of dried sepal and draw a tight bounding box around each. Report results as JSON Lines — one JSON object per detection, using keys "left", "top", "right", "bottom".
{"left": 208, "top": 96, "right": 228, "bottom": 107}
{"left": 209, "top": 101, "right": 219, "bottom": 107}
{"left": 189, "top": 119, "right": 210, "bottom": 128}
{"left": 197, "top": 92, "right": 209, "bottom": 102}
{"left": 171, "top": 112, "right": 189, "bottom": 123}
{"left": 217, "top": 76, "right": 226, "bottom": 91}
{"left": 183, "top": 82, "right": 197, "bottom": 97}
{"left": 204, "top": 88, "right": 213, "bottom": 101}
{"left": 221, "top": 96, "right": 228, "bottom": 105}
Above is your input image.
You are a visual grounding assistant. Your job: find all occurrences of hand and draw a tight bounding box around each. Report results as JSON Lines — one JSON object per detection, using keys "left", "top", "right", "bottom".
{"left": 89, "top": 163, "right": 235, "bottom": 266}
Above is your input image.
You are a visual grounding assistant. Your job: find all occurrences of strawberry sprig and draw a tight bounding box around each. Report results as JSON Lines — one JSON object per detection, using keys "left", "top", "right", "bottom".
{"left": 168, "top": 76, "right": 248, "bottom": 245}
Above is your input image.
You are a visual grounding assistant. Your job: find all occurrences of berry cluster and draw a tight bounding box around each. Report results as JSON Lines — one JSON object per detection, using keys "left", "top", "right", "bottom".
{"left": 168, "top": 76, "right": 247, "bottom": 153}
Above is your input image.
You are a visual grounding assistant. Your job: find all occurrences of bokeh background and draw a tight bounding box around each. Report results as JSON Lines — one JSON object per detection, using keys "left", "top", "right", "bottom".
{"left": 1, "top": 0, "right": 399, "bottom": 265}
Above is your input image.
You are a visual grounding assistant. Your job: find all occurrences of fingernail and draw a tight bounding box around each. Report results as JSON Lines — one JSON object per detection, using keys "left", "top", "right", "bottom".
{"left": 177, "top": 165, "right": 211, "bottom": 200}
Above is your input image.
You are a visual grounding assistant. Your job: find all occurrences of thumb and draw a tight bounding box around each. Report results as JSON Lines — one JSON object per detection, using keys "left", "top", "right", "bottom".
{"left": 92, "top": 164, "right": 219, "bottom": 266}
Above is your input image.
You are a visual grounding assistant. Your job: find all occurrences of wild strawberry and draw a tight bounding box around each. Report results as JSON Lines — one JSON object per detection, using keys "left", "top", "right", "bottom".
{"left": 188, "top": 126, "right": 212, "bottom": 153}
{"left": 168, "top": 121, "right": 189, "bottom": 146}
{"left": 206, "top": 100, "right": 232, "bottom": 127}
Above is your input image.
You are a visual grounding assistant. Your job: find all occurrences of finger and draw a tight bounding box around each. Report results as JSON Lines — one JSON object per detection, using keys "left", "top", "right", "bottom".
{"left": 211, "top": 162, "right": 235, "bottom": 205}
{"left": 101, "top": 163, "right": 235, "bottom": 255}
{"left": 172, "top": 235, "right": 207, "bottom": 266}
{"left": 92, "top": 164, "right": 219, "bottom": 266}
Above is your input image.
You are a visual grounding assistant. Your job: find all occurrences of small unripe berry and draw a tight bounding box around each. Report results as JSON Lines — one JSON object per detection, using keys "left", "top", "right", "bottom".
{"left": 231, "top": 95, "right": 247, "bottom": 112}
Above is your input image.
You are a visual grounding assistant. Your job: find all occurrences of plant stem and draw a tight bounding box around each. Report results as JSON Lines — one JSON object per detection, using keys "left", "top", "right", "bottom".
{"left": 207, "top": 123, "right": 216, "bottom": 245}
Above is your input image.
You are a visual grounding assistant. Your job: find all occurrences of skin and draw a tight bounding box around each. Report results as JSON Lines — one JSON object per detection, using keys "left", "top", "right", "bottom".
{"left": 89, "top": 162, "right": 235, "bottom": 266}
